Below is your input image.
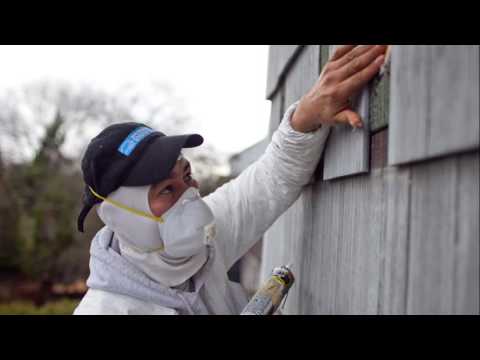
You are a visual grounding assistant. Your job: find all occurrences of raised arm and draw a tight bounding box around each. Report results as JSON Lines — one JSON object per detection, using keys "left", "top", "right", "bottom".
{"left": 204, "top": 45, "right": 387, "bottom": 270}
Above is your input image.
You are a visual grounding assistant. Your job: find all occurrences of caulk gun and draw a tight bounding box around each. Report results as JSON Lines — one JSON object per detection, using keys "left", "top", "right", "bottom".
{"left": 240, "top": 264, "right": 295, "bottom": 315}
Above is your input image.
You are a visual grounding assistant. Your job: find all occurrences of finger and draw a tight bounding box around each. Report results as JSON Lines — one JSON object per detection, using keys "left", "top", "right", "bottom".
{"left": 333, "top": 109, "right": 363, "bottom": 128}
{"left": 338, "top": 55, "right": 385, "bottom": 96}
{"left": 329, "top": 45, "right": 375, "bottom": 69}
{"left": 330, "top": 45, "right": 356, "bottom": 61}
{"left": 335, "top": 45, "right": 388, "bottom": 82}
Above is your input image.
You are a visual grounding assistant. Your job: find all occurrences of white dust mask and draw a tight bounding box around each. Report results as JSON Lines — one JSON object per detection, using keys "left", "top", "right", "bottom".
{"left": 96, "top": 185, "right": 215, "bottom": 287}
{"left": 159, "top": 186, "right": 216, "bottom": 258}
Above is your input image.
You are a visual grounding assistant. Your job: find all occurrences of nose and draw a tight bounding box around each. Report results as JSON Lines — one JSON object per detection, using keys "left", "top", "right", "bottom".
{"left": 172, "top": 180, "right": 192, "bottom": 201}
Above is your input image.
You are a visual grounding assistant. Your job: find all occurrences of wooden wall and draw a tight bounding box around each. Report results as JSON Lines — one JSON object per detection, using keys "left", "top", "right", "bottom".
{"left": 260, "top": 45, "right": 479, "bottom": 314}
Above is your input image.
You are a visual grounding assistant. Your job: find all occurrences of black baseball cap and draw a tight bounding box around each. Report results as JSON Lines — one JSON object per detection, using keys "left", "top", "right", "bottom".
{"left": 77, "top": 122, "right": 203, "bottom": 232}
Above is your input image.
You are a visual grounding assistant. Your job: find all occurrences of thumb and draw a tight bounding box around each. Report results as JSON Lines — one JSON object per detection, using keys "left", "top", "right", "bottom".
{"left": 333, "top": 109, "right": 363, "bottom": 128}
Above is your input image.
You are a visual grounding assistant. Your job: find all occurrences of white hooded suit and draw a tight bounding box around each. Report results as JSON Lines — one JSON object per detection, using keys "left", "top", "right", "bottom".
{"left": 74, "top": 103, "right": 331, "bottom": 315}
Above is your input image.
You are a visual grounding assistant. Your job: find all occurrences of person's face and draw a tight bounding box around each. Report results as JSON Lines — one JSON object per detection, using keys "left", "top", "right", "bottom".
{"left": 148, "top": 157, "right": 199, "bottom": 217}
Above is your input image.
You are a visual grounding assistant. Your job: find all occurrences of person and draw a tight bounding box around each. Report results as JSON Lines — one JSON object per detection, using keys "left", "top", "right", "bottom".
{"left": 73, "top": 45, "right": 388, "bottom": 315}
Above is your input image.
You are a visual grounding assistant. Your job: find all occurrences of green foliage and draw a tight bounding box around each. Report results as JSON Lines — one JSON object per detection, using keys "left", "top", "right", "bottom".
{"left": 1, "top": 112, "right": 85, "bottom": 280}
{"left": 0, "top": 182, "right": 20, "bottom": 268}
{"left": 0, "top": 298, "right": 80, "bottom": 315}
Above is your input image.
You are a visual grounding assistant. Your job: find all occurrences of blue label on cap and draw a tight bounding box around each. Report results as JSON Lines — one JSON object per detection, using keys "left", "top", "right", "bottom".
{"left": 118, "top": 127, "right": 154, "bottom": 156}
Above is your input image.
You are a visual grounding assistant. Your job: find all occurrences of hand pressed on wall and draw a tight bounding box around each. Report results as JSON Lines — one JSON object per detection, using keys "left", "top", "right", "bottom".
{"left": 291, "top": 45, "right": 388, "bottom": 133}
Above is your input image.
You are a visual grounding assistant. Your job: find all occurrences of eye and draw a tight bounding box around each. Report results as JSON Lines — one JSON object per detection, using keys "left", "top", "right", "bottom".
{"left": 159, "top": 185, "right": 174, "bottom": 195}
{"left": 184, "top": 173, "right": 193, "bottom": 182}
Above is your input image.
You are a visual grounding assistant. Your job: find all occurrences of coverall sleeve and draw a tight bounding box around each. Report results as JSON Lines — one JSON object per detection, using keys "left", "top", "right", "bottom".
{"left": 203, "top": 102, "right": 331, "bottom": 270}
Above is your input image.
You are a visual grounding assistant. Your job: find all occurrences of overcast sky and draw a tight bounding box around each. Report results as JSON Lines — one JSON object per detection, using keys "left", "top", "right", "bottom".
{"left": 0, "top": 45, "right": 272, "bottom": 158}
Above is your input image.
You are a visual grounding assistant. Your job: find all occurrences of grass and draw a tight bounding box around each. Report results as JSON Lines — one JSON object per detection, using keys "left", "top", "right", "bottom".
{"left": 0, "top": 298, "right": 80, "bottom": 315}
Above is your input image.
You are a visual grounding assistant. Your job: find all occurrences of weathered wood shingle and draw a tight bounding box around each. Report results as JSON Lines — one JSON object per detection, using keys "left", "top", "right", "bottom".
{"left": 322, "top": 45, "right": 371, "bottom": 180}
{"left": 265, "top": 45, "right": 302, "bottom": 99}
{"left": 406, "top": 151, "right": 479, "bottom": 314}
{"left": 389, "top": 45, "right": 480, "bottom": 165}
{"left": 283, "top": 45, "right": 320, "bottom": 106}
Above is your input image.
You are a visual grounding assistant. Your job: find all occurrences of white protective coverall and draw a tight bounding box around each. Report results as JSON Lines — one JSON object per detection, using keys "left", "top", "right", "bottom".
{"left": 73, "top": 103, "right": 331, "bottom": 315}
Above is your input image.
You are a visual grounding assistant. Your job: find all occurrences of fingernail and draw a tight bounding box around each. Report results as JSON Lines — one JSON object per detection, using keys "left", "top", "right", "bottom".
{"left": 376, "top": 55, "right": 385, "bottom": 64}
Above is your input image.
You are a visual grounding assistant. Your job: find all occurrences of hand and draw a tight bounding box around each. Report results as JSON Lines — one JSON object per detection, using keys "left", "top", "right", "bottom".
{"left": 291, "top": 45, "right": 388, "bottom": 133}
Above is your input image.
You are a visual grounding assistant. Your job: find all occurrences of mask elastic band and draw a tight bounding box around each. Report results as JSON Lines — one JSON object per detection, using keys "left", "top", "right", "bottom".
{"left": 89, "top": 186, "right": 164, "bottom": 224}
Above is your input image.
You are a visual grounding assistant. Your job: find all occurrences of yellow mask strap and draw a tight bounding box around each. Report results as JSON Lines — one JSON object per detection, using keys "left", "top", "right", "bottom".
{"left": 89, "top": 186, "right": 164, "bottom": 224}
